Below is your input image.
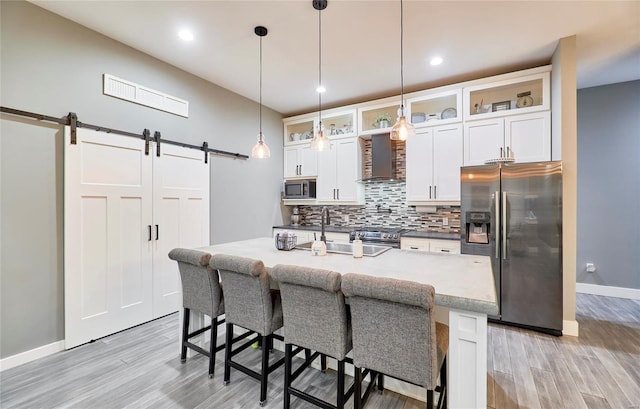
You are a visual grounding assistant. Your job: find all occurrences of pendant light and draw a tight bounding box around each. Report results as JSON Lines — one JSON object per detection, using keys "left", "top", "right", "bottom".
{"left": 390, "top": 0, "right": 415, "bottom": 141}
{"left": 310, "top": 0, "right": 329, "bottom": 152}
{"left": 251, "top": 25, "right": 271, "bottom": 159}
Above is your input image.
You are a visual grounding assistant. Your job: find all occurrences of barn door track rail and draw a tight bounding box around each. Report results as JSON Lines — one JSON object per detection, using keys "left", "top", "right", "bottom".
{"left": 0, "top": 106, "right": 248, "bottom": 161}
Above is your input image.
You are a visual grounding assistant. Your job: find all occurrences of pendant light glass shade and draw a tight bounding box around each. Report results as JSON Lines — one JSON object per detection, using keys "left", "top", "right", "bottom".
{"left": 310, "top": 0, "right": 328, "bottom": 152}
{"left": 390, "top": 106, "right": 415, "bottom": 141}
{"left": 251, "top": 131, "right": 270, "bottom": 158}
{"left": 310, "top": 122, "right": 328, "bottom": 151}
{"left": 390, "top": 0, "right": 414, "bottom": 142}
{"left": 251, "top": 26, "right": 270, "bottom": 159}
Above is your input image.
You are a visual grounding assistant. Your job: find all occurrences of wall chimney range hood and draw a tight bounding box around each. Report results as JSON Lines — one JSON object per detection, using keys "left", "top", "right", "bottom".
{"left": 359, "top": 134, "right": 401, "bottom": 182}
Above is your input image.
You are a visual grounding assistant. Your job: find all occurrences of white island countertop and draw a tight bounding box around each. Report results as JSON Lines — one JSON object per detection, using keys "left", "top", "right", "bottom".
{"left": 199, "top": 237, "right": 498, "bottom": 316}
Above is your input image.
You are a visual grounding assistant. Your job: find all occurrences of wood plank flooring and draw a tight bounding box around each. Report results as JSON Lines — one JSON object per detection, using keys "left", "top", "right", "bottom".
{"left": 1, "top": 293, "right": 639, "bottom": 408}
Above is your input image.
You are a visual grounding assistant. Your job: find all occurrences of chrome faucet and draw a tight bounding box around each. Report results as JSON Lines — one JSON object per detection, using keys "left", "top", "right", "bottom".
{"left": 320, "top": 206, "right": 330, "bottom": 243}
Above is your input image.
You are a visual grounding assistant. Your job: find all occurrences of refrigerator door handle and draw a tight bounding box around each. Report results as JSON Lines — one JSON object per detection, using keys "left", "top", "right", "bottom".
{"left": 503, "top": 191, "right": 508, "bottom": 259}
{"left": 495, "top": 191, "right": 500, "bottom": 259}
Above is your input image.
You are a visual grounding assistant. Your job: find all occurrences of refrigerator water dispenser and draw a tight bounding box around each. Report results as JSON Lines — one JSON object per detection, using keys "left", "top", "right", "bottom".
{"left": 465, "top": 211, "right": 490, "bottom": 244}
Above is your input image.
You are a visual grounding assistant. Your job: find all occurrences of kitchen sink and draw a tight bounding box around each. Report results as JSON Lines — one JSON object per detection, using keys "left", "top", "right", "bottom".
{"left": 295, "top": 241, "right": 392, "bottom": 257}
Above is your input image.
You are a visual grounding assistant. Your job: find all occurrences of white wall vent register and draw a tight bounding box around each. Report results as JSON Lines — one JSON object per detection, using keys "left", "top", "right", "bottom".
{"left": 103, "top": 73, "right": 189, "bottom": 117}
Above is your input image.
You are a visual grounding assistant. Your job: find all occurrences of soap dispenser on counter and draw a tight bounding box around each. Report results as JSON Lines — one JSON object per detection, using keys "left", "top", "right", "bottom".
{"left": 352, "top": 239, "right": 363, "bottom": 258}
{"left": 311, "top": 239, "right": 327, "bottom": 256}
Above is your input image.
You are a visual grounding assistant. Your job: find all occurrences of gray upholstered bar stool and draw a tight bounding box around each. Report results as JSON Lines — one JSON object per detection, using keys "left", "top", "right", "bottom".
{"left": 271, "top": 264, "right": 378, "bottom": 409}
{"left": 342, "top": 273, "right": 449, "bottom": 409}
{"left": 168, "top": 248, "right": 225, "bottom": 379}
{"left": 209, "top": 254, "right": 285, "bottom": 407}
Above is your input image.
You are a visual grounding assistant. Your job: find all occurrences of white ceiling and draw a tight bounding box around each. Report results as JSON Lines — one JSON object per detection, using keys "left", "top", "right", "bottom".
{"left": 31, "top": 0, "right": 640, "bottom": 116}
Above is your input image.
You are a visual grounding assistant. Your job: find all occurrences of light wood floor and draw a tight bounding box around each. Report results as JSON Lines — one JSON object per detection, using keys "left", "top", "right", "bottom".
{"left": 1, "top": 293, "right": 639, "bottom": 408}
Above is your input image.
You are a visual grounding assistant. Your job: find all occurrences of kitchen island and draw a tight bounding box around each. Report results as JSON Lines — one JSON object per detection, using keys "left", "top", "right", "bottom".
{"left": 198, "top": 237, "right": 498, "bottom": 409}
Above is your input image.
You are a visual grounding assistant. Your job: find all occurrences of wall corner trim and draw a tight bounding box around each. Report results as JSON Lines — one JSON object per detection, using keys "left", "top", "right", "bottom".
{"left": 563, "top": 319, "right": 580, "bottom": 337}
{"left": 576, "top": 283, "right": 640, "bottom": 300}
{"left": 0, "top": 340, "right": 65, "bottom": 372}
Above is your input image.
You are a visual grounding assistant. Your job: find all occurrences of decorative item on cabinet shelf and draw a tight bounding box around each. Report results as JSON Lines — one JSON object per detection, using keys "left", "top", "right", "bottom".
{"left": 516, "top": 91, "right": 534, "bottom": 108}
{"left": 373, "top": 112, "right": 392, "bottom": 129}
{"left": 411, "top": 112, "right": 426, "bottom": 123}
{"left": 491, "top": 100, "right": 511, "bottom": 112}
{"left": 441, "top": 107, "right": 457, "bottom": 119}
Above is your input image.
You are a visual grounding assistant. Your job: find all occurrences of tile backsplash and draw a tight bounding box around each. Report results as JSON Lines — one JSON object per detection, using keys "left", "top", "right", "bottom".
{"left": 297, "top": 180, "right": 460, "bottom": 234}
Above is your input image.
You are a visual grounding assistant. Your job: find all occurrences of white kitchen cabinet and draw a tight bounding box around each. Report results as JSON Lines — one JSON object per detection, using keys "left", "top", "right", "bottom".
{"left": 316, "top": 137, "right": 364, "bottom": 204}
{"left": 406, "top": 124, "right": 462, "bottom": 205}
{"left": 357, "top": 96, "right": 402, "bottom": 136}
{"left": 463, "top": 71, "right": 550, "bottom": 121}
{"left": 284, "top": 144, "right": 317, "bottom": 179}
{"left": 284, "top": 109, "right": 356, "bottom": 145}
{"left": 429, "top": 239, "right": 461, "bottom": 254}
{"left": 284, "top": 115, "right": 315, "bottom": 145}
{"left": 322, "top": 108, "right": 357, "bottom": 139}
{"left": 463, "top": 111, "right": 550, "bottom": 165}
{"left": 401, "top": 237, "right": 460, "bottom": 254}
{"left": 505, "top": 112, "right": 551, "bottom": 164}
{"left": 407, "top": 89, "right": 462, "bottom": 128}
{"left": 64, "top": 127, "right": 209, "bottom": 348}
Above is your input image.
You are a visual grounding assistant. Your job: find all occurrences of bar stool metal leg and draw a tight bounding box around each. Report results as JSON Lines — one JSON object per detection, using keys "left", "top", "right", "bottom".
{"left": 224, "top": 323, "right": 233, "bottom": 385}
{"left": 208, "top": 316, "right": 217, "bottom": 378}
{"left": 180, "top": 308, "right": 190, "bottom": 362}
{"left": 260, "top": 334, "right": 269, "bottom": 406}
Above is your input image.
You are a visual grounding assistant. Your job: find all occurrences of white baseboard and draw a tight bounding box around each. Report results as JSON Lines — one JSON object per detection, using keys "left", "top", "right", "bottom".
{"left": 576, "top": 283, "right": 640, "bottom": 300}
{"left": 0, "top": 340, "right": 65, "bottom": 372}
{"left": 563, "top": 319, "right": 580, "bottom": 337}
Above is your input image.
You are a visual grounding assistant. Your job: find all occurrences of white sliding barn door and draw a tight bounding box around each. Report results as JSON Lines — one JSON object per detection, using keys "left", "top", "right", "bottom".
{"left": 152, "top": 144, "right": 210, "bottom": 318}
{"left": 64, "top": 127, "right": 153, "bottom": 349}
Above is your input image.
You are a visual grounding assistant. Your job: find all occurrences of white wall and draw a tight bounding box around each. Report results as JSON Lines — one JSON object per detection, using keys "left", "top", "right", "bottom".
{"left": 0, "top": 0, "right": 284, "bottom": 359}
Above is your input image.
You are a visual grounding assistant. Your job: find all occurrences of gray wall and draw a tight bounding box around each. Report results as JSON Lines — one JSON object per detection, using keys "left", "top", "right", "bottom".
{"left": 1, "top": 1, "right": 284, "bottom": 358}
{"left": 576, "top": 80, "right": 640, "bottom": 289}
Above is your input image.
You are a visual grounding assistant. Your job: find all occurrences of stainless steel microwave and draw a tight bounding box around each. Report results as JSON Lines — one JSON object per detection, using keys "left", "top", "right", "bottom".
{"left": 284, "top": 180, "right": 316, "bottom": 199}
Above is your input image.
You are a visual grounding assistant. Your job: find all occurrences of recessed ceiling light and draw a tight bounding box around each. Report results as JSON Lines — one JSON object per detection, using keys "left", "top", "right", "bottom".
{"left": 316, "top": 85, "right": 326, "bottom": 93}
{"left": 430, "top": 56, "right": 443, "bottom": 66}
{"left": 178, "top": 29, "right": 194, "bottom": 42}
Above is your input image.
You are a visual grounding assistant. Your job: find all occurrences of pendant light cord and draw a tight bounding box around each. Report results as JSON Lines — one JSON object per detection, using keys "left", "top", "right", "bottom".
{"left": 318, "top": 5, "right": 322, "bottom": 123}
{"left": 400, "top": 0, "right": 404, "bottom": 110}
{"left": 259, "top": 34, "right": 263, "bottom": 134}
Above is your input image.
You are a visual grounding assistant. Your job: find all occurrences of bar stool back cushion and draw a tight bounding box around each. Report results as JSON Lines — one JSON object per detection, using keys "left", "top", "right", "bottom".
{"left": 271, "top": 264, "right": 351, "bottom": 360}
{"left": 341, "top": 273, "right": 448, "bottom": 390}
{"left": 210, "top": 254, "right": 282, "bottom": 335}
{"left": 168, "top": 248, "right": 223, "bottom": 317}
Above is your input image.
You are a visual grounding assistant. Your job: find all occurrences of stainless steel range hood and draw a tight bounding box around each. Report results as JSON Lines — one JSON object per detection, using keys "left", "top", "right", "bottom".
{"left": 359, "top": 134, "right": 400, "bottom": 182}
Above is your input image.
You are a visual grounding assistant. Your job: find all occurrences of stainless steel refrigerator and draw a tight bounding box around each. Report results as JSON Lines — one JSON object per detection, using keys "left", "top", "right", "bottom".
{"left": 460, "top": 161, "right": 563, "bottom": 335}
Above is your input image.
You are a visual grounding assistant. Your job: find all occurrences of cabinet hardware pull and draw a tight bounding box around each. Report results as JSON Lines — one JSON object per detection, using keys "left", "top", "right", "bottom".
{"left": 495, "top": 191, "right": 500, "bottom": 259}
{"left": 155, "top": 225, "right": 159, "bottom": 241}
{"left": 440, "top": 249, "right": 450, "bottom": 253}
{"left": 506, "top": 146, "right": 511, "bottom": 158}
{"left": 500, "top": 147, "right": 504, "bottom": 158}
{"left": 336, "top": 189, "right": 339, "bottom": 200}
{"left": 410, "top": 246, "right": 419, "bottom": 250}
{"left": 434, "top": 185, "right": 437, "bottom": 199}
{"left": 148, "top": 225, "right": 152, "bottom": 241}
{"left": 429, "top": 186, "right": 432, "bottom": 199}
{"left": 502, "top": 191, "right": 507, "bottom": 259}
